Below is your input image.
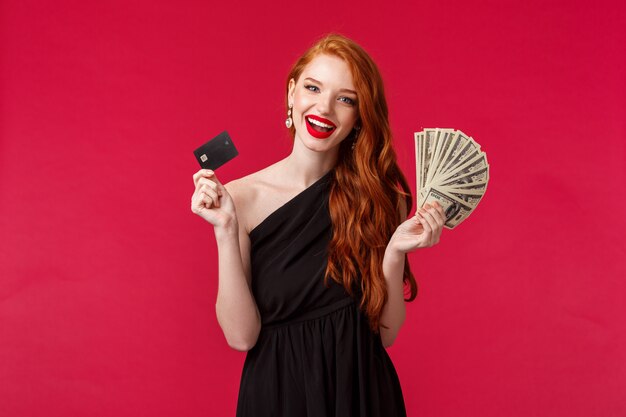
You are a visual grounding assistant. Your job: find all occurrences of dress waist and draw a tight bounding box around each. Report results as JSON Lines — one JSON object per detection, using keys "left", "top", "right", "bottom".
{"left": 260, "top": 297, "right": 357, "bottom": 332}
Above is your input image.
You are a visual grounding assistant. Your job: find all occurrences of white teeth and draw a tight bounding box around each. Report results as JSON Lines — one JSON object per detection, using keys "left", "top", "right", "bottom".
{"left": 307, "top": 117, "right": 334, "bottom": 129}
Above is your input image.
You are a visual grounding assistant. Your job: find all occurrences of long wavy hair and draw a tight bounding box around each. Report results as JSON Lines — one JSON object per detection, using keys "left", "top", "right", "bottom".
{"left": 285, "top": 33, "right": 418, "bottom": 333}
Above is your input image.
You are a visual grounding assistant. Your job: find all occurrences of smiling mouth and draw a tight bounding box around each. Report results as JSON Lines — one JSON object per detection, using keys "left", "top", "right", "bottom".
{"left": 306, "top": 116, "right": 336, "bottom": 133}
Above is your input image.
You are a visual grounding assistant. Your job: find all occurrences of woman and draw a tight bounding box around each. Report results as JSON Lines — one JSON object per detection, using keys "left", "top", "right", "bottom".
{"left": 191, "top": 33, "right": 445, "bottom": 417}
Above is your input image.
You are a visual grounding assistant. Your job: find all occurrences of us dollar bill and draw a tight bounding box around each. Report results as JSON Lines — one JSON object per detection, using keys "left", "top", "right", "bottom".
{"left": 414, "top": 128, "right": 489, "bottom": 229}
{"left": 420, "top": 188, "right": 475, "bottom": 229}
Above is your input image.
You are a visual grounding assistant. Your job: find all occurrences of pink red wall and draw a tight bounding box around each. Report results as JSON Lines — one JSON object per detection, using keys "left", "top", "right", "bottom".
{"left": 1, "top": 0, "right": 625, "bottom": 416}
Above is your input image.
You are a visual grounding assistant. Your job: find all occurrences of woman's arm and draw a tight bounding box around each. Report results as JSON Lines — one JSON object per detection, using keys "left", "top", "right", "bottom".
{"left": 379, "top": 197, "right": 446, "bottom": 348}
{"left": 191, "top": 170, "right": 261, "bottom": 351}
{"left": 214, "top": 181, "right": 261, "bottom": 352}
{"left": 379, "top": 197, "right": 408, "bottom": 348}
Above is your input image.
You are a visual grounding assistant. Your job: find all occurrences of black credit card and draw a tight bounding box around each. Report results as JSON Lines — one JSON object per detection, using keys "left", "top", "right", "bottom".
{"left": 193, "top": 131, "right": 238, "bottom": 170}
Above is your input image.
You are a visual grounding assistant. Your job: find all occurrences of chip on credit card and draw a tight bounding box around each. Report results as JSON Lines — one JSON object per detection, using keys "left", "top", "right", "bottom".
{"left": 193, "top": 131, "right": 238, "bottom": 170}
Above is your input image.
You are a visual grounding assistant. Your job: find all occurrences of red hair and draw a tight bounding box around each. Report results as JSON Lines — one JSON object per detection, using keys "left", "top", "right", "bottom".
{"left": 285, "top": 33, "right": 417, "bottom": 333}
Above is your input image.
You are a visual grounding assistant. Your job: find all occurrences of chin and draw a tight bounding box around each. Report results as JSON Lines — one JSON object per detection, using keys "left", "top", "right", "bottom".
{"left": 304, "top": 138, "right": 343, "bottom": 152}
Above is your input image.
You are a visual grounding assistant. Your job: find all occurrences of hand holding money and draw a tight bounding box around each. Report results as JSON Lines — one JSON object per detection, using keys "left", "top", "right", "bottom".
{"left": 390, "top": 201, "right": 446, "bottom": 253}
{"left": 415, "top": 128, "right": 489, "bottom": 229}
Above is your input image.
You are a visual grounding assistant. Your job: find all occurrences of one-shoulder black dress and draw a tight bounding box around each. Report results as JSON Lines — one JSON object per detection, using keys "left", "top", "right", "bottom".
{"left": 236, "top": 168, "right": 407, "bottom": 417}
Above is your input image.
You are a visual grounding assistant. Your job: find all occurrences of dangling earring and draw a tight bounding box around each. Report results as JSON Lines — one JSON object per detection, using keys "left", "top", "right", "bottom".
{"left": 351, "top": 126, "right": 361, "bottom": 150}
{"left": 285, "top": 103, "right": 293, "bottom": 128}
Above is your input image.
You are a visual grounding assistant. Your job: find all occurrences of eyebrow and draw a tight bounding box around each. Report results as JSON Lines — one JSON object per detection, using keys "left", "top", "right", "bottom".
{"left": 304, "top": 77, "right": 357, "bottom": 95}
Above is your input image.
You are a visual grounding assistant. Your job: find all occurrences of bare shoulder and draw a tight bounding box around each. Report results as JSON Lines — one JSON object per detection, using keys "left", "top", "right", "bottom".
{"left": 223, "top": 174, "right": 253, "bottom": 200}
{"left": 224, "top": 174, "right": 257, "bottom": 235}
{"left": 223, "top": 165, "right": 281, "bottom": 234}
{"left": 224, "top": 166, "right": 277, "bottom": 200}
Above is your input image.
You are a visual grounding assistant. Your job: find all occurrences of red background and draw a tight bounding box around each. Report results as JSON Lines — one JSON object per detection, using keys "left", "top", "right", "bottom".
{"left": 1, "top": 0, "right": 625, "bottom": 416}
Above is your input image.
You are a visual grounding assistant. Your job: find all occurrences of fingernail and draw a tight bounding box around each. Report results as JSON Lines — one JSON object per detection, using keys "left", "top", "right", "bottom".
{"left": 206, "top": 170, "right": 213, "bottom": 175}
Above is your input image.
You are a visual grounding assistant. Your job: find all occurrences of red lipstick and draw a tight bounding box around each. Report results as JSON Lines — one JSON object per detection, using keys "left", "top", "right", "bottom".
{"left": 305, "top": 114, "right": 336, "bottom": 139}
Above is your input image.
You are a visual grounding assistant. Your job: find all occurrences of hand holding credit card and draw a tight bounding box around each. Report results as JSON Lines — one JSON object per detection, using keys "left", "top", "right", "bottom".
{"left": 190, "top": 131, "right": 239, "bottom": 225}
{"left": 193, "top": 130, "right": 239, "bottom": 170}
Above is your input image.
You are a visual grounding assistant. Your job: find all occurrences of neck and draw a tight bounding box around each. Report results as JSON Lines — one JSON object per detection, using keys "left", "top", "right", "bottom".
{"left": 280, "top": 140, "right": 339, "bottom": 188}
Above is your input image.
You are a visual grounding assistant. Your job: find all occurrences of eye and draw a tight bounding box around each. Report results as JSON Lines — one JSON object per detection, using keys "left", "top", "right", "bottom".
{"left": 304, "top": 84, "right": 319, "bottom": 92}
{"left": 339, "top": 96, "right": 356, "bottom": 105}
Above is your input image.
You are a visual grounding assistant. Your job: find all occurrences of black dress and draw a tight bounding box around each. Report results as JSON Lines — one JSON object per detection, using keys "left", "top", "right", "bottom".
{"left": 236, "top": 168, "right": 407, "bottom": 417}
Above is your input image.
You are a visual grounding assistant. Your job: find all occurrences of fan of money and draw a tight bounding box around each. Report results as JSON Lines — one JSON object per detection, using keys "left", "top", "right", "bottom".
{"left": 414, "top": 128, "right": 489, "bottom": 229}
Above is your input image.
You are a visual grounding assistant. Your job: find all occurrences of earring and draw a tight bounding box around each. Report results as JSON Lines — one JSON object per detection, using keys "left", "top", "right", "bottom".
{"left": 285, "top": 103, "right": 293, "bottom": 128}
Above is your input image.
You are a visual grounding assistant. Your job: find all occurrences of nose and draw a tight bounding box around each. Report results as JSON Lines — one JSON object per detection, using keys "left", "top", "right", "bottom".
{"left": 316, "top": 91, "right": 334, "bottom": 115}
